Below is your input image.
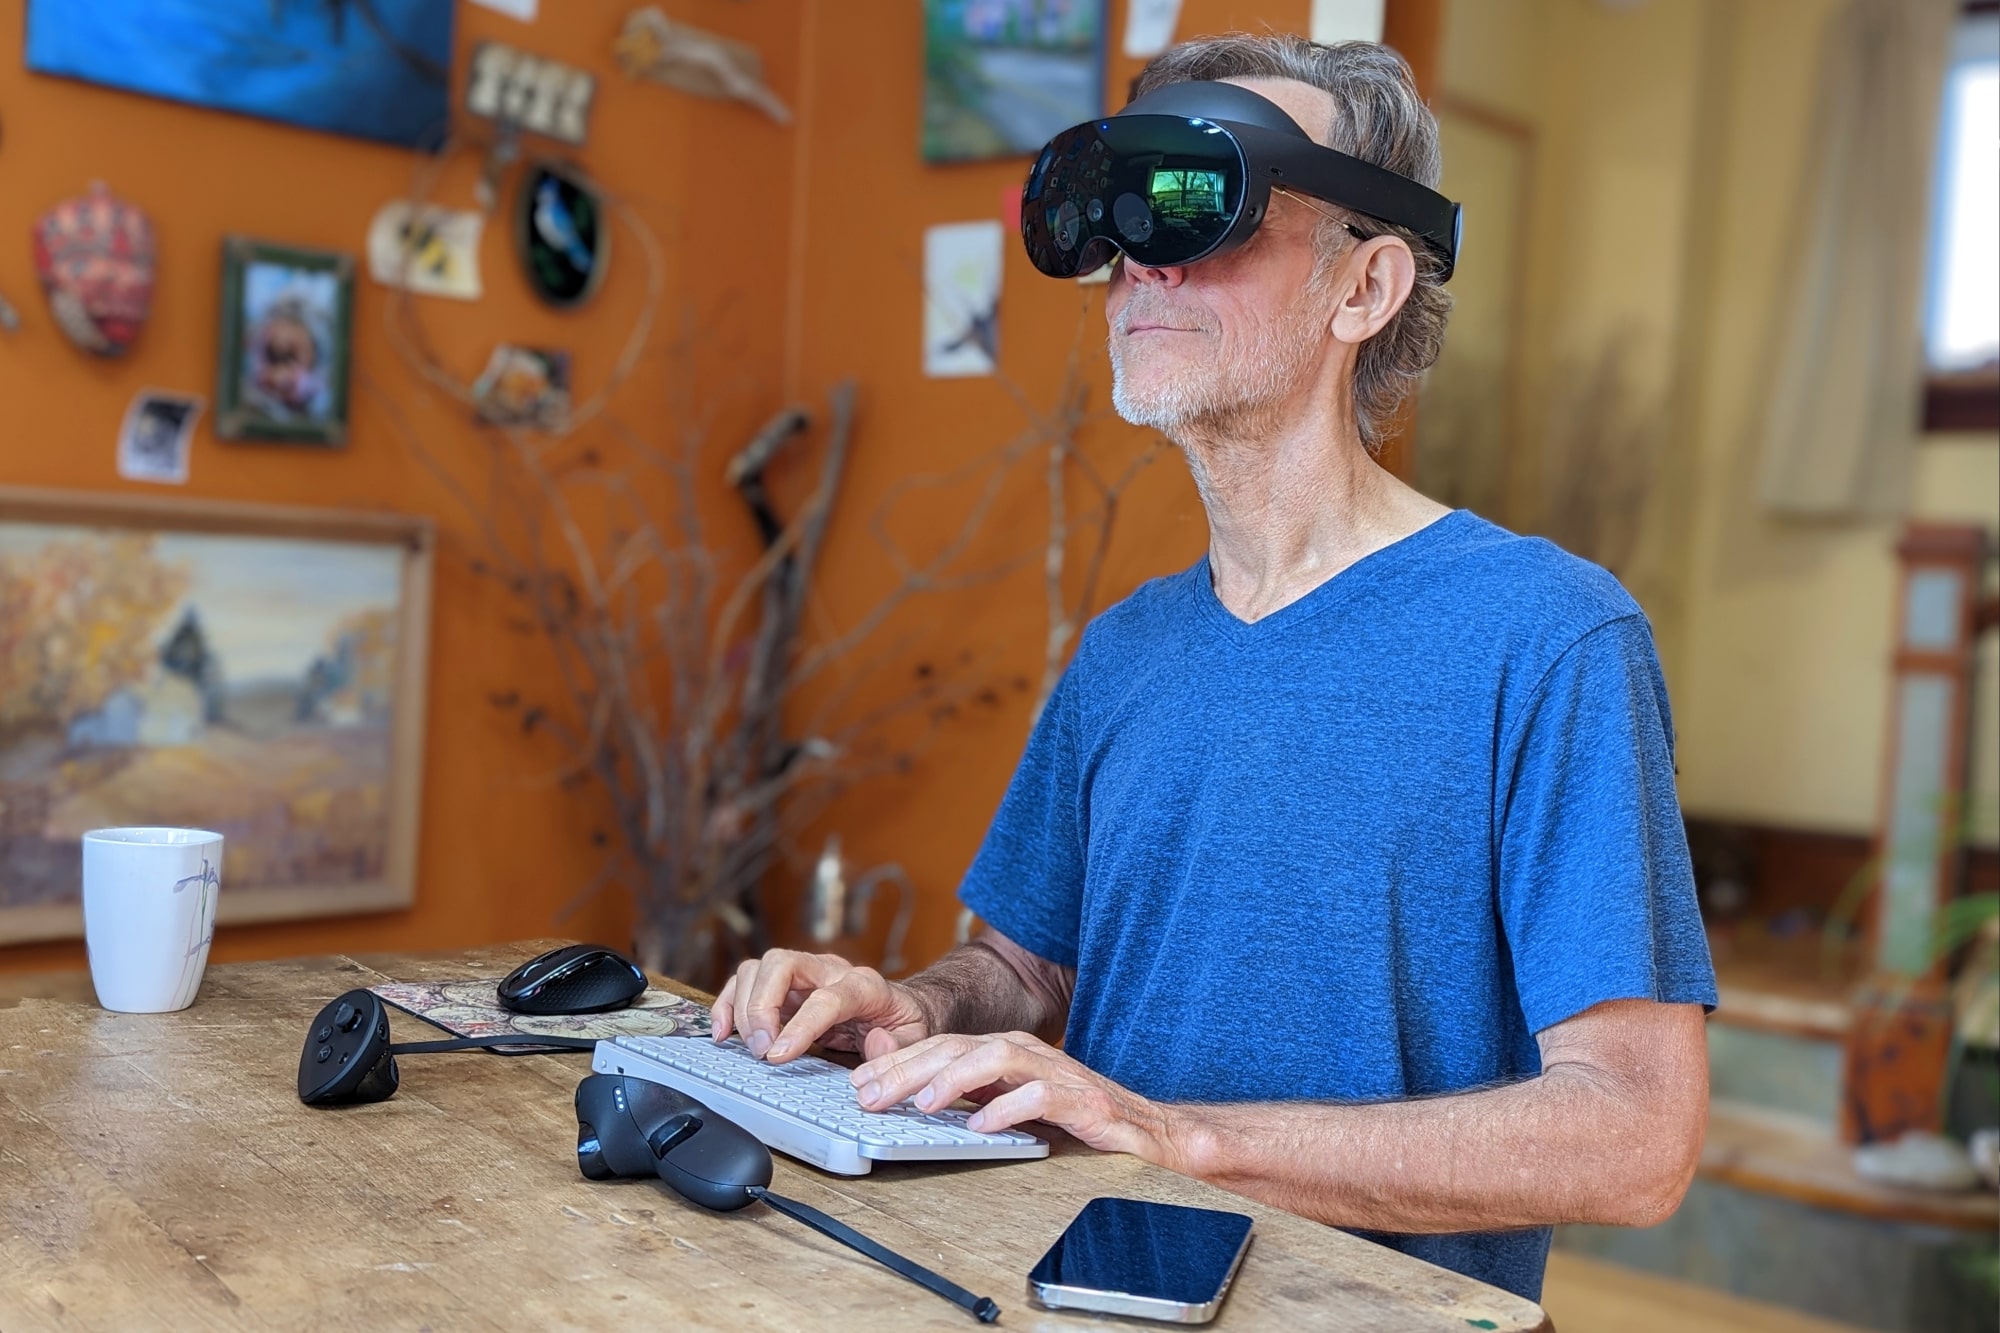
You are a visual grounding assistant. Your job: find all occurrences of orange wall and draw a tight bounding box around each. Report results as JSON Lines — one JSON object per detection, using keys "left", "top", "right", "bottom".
{"left": 769, "top": 0, "right": 1311, "bottom": 973}
{"left": 0, "top": 0, "right": 1314, "bottom": 977}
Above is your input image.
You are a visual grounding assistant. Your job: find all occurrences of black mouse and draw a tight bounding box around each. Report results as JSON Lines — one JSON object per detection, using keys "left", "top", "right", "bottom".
{"left": 498, "top": 944, "right": 647, "bottom": 1015}
{"left": 574, "top": 1074, "right": 773, "bottom": 1211}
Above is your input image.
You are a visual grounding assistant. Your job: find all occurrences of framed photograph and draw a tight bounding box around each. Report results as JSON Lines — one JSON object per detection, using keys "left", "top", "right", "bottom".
{"left": 25, "top": 1, "right": 452, "bottom": 150}
{"left": 0, "top": 487, "right": 433, "bottom": 945}
{"left": 923, "top": 0, "right": 1105, "bottom": 164}
{"left": 216, "top": 237, "right": 355, "bottom": 446}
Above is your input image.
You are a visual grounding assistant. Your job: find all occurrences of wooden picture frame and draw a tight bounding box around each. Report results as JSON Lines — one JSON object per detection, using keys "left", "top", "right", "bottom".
{"left": 215, "top": 236, "right": 355, "bottom": 446}
{"left": 0, "top": 487, "right": 433, "bottom": 944}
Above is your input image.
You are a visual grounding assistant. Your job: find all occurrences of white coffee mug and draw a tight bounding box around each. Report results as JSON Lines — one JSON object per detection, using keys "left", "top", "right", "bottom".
{"left": 81, "top": 827, "right": 224, "bottom": 1013}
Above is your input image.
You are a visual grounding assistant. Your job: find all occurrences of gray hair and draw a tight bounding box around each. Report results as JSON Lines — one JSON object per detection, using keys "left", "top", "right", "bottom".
{"left": 1133, "top": 34, "right": 1453, "bottom": 454}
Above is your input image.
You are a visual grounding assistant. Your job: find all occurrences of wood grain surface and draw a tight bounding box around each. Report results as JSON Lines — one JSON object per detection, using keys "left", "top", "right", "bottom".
{"left": 0, "top": 942, "right": 1550, "bottom": 1331}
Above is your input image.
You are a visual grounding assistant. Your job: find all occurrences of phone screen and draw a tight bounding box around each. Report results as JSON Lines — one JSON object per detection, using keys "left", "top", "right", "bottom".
{"left": 1029, "top": 1197, "right": 1254, "bottom": 1308}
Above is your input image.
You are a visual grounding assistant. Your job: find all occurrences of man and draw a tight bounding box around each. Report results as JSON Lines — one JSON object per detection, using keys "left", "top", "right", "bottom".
{"left": 712, "top": 34, "right": 1714, "bottom": 1302}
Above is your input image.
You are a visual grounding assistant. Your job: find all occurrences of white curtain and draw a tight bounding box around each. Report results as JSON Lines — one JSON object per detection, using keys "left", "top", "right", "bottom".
{"left": 1756, "top": 0, "right": 1959, "bottom": 518}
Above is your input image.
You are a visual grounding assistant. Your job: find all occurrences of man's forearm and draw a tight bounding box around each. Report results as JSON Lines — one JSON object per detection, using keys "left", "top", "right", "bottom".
{"left": 1166, "top": 1060, "right": 1704, "bottom": 1233}
{"left": 902, "top": 937, "right": 1070, "bottom": 1042}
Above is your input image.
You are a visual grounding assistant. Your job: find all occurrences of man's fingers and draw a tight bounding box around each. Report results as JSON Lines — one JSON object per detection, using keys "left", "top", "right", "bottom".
{"left": 854, "top": 1035, "right": 1031, "bottom": 1113}
{"left": 711, "top": 961, "right": 761, "bottom": 1042}
{"left": 711, "top": 973, "right": 739, "bottom": 1042}
{"left": 768, "top": 981, "right": 867, "bottom": 1063}
{"left": 850, "top": 1033, "right": 964, "bottom": 1108}
{"left": 742, "top": 951, "right": 826, "bottom": 1056}
{"left": 861, "top": 1026, "right": 902, "bottom": 1062}
{"left": 768, "top": 967, "right": 904, "bottom": 1061}
{"left": 964, "top": 1080, "right": 1054, "bottom": 1134}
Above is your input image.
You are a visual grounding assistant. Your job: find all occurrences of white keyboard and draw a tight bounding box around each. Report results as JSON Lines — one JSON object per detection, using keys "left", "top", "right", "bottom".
{"left": 594, "top": 1034, "right": 1048, "bottom": 1176}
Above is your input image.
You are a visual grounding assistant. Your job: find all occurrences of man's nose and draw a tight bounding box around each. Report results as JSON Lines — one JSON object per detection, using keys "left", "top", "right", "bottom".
{"left": 1122, "top": 259, "right": 1186, "bottom": 288}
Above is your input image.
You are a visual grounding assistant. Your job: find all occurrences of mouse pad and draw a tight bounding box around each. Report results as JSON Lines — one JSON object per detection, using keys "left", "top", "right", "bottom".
{"left": 370, "top": 978, "right": 712, "bottom": 1042}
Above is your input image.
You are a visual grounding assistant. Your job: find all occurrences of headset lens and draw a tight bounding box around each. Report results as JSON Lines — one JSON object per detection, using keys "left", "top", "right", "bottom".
{"left": 1021, "top": 116, "right": 1246, "bottom": 277}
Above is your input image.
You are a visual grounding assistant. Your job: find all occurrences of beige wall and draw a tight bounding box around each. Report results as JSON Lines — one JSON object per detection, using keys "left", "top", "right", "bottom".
{"left": 1434, "top": 0, "right": 2000, "bottom": 844}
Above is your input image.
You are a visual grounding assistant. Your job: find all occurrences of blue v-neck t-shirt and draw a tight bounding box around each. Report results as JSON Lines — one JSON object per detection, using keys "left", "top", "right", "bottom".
{"left": 957, "top": 509, "right": 1716, "bottom": 1301}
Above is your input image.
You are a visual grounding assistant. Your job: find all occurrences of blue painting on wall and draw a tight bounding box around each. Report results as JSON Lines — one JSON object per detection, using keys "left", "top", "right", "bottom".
{"left": 25, "top": 0, "right": 453, "bottom": 150}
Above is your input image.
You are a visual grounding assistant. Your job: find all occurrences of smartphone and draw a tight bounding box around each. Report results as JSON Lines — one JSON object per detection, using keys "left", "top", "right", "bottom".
{"left": 1027, "top": 1196, "right": 1255, "bottom": 1324}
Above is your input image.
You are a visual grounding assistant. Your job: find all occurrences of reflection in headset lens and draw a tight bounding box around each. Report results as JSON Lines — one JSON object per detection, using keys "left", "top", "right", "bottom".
{"left": 1021, "top": 117, "right": 1246, "bottom": 277}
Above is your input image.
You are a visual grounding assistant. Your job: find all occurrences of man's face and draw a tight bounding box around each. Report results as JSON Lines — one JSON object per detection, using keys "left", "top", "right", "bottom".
{"left": 1105, "top": 77, "right": 1345, "bottom": 440}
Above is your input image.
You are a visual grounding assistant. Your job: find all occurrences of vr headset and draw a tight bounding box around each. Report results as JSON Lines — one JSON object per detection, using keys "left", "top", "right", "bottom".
{"left": 1020, "top": 80, "right": 1461, "bottom": 282}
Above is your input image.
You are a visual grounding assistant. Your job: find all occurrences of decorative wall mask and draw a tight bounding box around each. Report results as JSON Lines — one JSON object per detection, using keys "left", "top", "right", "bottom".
{"left": 516, "top": 164, "right": 607, "bottom": 309}
{"left": 32, "top": 182, "right": 156, "bottom": 356}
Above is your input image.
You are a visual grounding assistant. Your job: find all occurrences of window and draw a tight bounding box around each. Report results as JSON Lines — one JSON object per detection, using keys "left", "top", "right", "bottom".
{"left": 1924, "top": 5, "right": 2000, "bottom": 431}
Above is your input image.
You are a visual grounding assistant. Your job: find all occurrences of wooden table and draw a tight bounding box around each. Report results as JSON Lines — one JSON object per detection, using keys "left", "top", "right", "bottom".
{"left": 0, "top": 943, "right": 1551, "bottom": 1331}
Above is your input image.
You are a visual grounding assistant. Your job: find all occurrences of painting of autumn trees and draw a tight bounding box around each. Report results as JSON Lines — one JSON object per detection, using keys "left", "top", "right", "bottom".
{"left": 0, "top": 506, "right": 423, "bottom": 943}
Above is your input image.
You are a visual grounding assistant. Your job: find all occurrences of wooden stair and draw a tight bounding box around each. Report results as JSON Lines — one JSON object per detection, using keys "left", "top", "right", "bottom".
{"left": 1701, "top": 1099, "right": 1997, "bottom": 1233}
{"left": 1559, "top": 933, "right": 1996, "bottom": 1332}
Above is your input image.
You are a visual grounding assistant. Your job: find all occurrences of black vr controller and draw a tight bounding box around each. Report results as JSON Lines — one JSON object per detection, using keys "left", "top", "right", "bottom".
{"left": 297, "top": 988, "right": 596, "bottom": 1107}
{"left": 575, "top": 1073, "right": 1001, "bottom": 1323}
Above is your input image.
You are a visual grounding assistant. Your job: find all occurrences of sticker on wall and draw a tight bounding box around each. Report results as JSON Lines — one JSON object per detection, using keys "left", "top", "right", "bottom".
{"left": 215, "top": 236, "right": 354, "bottom": 447}
{"left": 366, "top": 201, "right": 485, "bottom": 300}
{"left": 32, "top": 182, "right": 156, "bottom": 356}
{"left": 116, "top": 390, "right": 202, "bottom": 484}
{"left": 465, "top": 40, "right": 594, "bottom": 144}
{"left": 516, "top": 163, "right": 608, "bottom": 309}
{"left": 472, "top": 345, "right": 571, "bottom": 428}
{"left": 923, "top": 220, "right": 1002, "bottom": 379}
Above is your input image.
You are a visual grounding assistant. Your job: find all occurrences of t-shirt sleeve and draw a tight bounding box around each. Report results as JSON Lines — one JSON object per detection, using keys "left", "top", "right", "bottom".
{"left": 1497, "top": 614, "right": 1717, "bottom": 1034}
{"left": 956, "top": 662, "right": 1087, "bottom": 969}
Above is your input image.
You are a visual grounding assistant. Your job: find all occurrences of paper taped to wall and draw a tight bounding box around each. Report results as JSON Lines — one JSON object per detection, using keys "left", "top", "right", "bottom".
{"left": 1123, "top": 0, "right": 1183, "bottom": 58}
{"left": 1310, "top": 0, "right": 1384, "bottom": 44}
{"left": 923, "top": 221, "right": 1002, "bottom": 378}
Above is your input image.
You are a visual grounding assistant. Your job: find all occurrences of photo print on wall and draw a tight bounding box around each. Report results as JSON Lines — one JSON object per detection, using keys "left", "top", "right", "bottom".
{"left": 116, "top": 391, "right": 204, "bottom": 485}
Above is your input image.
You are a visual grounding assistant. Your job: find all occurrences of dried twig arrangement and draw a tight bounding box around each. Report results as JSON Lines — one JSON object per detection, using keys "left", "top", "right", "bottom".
{"left": 369, "top": 316, "right": 1155, "bottom": 988}
{"left": 366, "top": 135, "right": 1160, "bottom": 983}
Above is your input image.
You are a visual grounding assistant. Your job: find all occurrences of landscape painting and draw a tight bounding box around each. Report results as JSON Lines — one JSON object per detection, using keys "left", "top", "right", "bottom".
{"left": 924, "top": 0, "right": 1104, "bottom": 163}
{"left": 24, "top": 0, "right": 453, "bottom": 150}
{"left": 0, "top": 491, "right": 432, "bottom": 944}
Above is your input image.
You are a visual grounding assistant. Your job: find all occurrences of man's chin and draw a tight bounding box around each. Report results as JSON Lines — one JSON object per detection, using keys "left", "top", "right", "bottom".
{"left": 1110, "top": 371, "right": 1196, "bottom": 433}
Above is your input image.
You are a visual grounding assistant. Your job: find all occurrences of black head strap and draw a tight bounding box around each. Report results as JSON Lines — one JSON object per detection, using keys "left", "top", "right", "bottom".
{"left": 1118, "top": 80, "right": 1462, "bottom": 279}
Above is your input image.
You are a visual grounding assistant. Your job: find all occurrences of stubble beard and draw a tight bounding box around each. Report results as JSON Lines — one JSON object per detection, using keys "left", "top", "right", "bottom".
{"left": 1108, "top": 293, "right": 1331, "bottom": 453}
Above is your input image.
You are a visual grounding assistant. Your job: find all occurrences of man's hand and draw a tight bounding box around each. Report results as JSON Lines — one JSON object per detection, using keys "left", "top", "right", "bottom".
{"left": 711, "top": 950, "right": 932, "bottom": 1063}
{"left": 848, "top": 1030, "right": 1185, "bottom": 1167}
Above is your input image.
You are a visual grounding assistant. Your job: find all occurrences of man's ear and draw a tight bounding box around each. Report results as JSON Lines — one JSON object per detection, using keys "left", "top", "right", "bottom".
{"left": 1330, "top": 236, "right": 1416, "bottom": 345}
